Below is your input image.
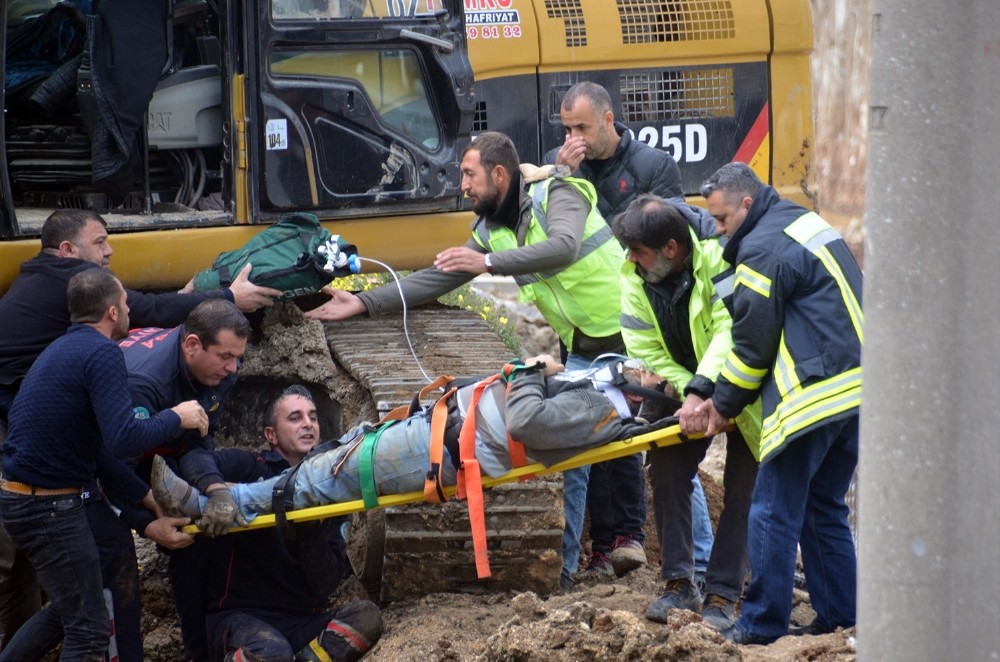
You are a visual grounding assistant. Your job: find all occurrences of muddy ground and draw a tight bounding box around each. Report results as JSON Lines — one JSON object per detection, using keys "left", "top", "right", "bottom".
{"left": 134, "top": 476, "right": 858, "bottom": 662}
{"left": 134, "top": 466, "right": 857, "bottom": 662}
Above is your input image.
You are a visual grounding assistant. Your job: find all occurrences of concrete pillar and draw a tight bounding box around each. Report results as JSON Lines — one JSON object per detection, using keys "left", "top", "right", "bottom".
{"left": 860, "top": 1, "right": 1000, "bottom": 660}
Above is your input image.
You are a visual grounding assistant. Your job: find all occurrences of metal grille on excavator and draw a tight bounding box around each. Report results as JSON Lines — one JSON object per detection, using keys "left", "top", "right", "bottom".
{"left": 324, "top": 307, "right": 565, "bottom": 601}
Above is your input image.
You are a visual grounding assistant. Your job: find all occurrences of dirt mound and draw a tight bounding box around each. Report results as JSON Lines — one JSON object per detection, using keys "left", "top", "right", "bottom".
{"left": 364, "top": 568, "right": 856, "bottom": 662}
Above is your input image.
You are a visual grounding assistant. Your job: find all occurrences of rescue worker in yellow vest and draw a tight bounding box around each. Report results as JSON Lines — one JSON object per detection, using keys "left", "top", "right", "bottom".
{"left": 303, "top": 131, "right": 626, "bottom": 589}
{"left": 692, "top": 163, "right": 863, "bottom": 645}
{"left": 613, "top": 195, "right": 761, "bottom": 631}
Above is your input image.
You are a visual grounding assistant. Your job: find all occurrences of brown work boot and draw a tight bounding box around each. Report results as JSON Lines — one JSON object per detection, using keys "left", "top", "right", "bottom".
{"left": 609, "top": 535, "right": 646, "bottom": 576}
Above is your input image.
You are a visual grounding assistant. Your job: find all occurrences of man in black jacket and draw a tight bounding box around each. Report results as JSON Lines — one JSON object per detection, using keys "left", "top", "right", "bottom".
{"left": 0, "top": 209, "right": 278, "bottom": 652}
{"left": 120, "top": 299, "right": 252, "bottom": 661}
{"left": 543, "top": 82, "right": 710, "bottom": 581}
{"left": 544, "top": 81, "right": 683, "bottom": 220}
{"left": 178, "top": 385, "right": 382, "bottom": 662}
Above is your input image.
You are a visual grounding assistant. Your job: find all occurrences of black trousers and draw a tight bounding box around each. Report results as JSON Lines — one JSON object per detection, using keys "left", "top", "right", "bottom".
{"left": 649, "top": 428, "right": 758, "bottom": 601}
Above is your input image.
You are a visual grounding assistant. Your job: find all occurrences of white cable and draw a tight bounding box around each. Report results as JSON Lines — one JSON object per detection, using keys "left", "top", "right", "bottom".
{"left": 357, "top": 256, "right": 434, "bottom": 384}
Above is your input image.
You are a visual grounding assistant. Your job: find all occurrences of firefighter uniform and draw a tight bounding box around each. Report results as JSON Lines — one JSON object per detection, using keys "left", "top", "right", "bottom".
{"left": 712, "top": 184, "right": 862, "bottom": 642}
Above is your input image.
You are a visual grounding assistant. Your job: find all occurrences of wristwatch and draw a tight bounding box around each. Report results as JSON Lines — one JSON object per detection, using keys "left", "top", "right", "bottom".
{"left": 483, "top": 253, "right": 494, "bottom": 275}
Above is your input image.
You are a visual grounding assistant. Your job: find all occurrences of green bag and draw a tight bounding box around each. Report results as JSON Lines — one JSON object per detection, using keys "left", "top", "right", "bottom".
{"left": 192, "top": 212, "right": 359, "bottom": 299}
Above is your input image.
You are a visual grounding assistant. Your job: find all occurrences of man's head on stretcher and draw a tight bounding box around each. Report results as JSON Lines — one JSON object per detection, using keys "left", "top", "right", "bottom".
{"left": 532, "top": 353, "right": 681, "bottom": 423}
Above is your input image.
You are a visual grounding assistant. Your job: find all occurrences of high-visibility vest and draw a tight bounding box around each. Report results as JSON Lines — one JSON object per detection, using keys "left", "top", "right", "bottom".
{"left": 472, "top": 176, "right": 623, "bottom": 349}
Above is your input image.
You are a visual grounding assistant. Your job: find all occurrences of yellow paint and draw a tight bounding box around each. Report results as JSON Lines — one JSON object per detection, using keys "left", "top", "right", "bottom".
{"left": 73, "top": 211, "right": 477, "bottom": 291}
{"left": 233, "top": 74, "right": 249, "bottom": 223}
{"left": 1, "top": 0, "right": 815, "bottom": 290}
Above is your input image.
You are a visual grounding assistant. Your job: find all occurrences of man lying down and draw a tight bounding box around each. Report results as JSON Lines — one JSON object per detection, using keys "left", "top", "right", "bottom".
{"left": 152, "top": 354, "right": 678, "bottom": 527}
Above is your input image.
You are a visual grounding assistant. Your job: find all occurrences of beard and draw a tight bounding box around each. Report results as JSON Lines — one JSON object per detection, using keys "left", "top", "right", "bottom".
{"left": 111, "top": 304, "right": 130, "bottom": 341}
{"left": 637, "top": 253, "right": 677, "bottom": 284}
{"left": 472, "top": 183, "right": 501, "bottom": 217}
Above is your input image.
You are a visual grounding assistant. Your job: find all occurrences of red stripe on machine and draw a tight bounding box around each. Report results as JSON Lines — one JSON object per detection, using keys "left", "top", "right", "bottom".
{"left": 732, "top": 102, "right": 770, "bottom": 164}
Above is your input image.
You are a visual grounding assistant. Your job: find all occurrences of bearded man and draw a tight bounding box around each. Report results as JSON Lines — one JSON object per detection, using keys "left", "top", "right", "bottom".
{"left": 301, "top": 131, "right": 627, "bottom": 589}
{"left": 613, "top": 195, "right": 761, "bottom": 630}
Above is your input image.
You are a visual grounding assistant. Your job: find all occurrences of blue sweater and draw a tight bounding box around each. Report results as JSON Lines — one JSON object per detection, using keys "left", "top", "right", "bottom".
{"left": 0, "top": 253, "right": 231, "bottom": 391}
{"left": 2, "top": 325, "right": 181, "bottom": 493}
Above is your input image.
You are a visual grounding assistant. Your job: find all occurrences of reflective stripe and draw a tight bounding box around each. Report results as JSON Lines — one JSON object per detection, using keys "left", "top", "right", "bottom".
{"left": 721, "top": 351, "right": 768, "bottom": 389}
{"left": 735, "top": 263, "right": 772, "bottom": 298}
{"left": 521, "top": 224, "right": 616, "bottom": 283}
{"left": 713, "top": 272, "right": 735, "bottom": 300}
{"left": 474, "top": 222, "right": 490, "bottom": 247}
{"left": 773, "top": 335, "right": 799, "bottom": 397}
{"left": 802, "top": 227, "right": 842, "bottom": 253}
{"left": 783, "top": 212, "right": 831, "bottom": 245}
{"left": 814, "top": 246, "right": 865, "bottom": 343}
{"left": 620, "top": 313, "right": 655, "bottom": 331}
{"left": 579, "top": 224, "right": 615, "bottom": 258}
{"left": 531, "top": 183, "right": 549, "bottom": 232}
{"left": 759, "top": 367, "right": 862, "bottom": 460}
{"left": 785, "top": 212, "right": 864, "bottom": 343}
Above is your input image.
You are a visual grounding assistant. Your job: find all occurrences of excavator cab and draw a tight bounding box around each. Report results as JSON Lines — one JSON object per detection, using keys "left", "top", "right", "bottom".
{"left": 0, "top": 0, "right": 474, "bottom": 239}
{"left": 249, "top": 0, "right": 473, "bottom": 214}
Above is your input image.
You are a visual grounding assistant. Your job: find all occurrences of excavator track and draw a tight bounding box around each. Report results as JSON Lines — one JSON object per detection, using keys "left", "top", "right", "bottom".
{"left": 322, "top": 306, "right": 564, "bottom": 601}
{"left": 221, "top": 303, "right": 565, "bottom": 600}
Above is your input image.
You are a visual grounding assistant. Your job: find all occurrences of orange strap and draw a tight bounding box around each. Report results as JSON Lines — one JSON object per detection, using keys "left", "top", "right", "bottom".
{"left": 377, "top": 375, "right": 455, "bottom": 425}
{"left": 423, "top": 386, "right": 457, "bottom": 504}
{"left": 455, "top": 373, "right": 505, "bottom": 579}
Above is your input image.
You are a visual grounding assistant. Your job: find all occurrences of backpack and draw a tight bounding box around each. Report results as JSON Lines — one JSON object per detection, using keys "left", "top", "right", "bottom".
{"left": 192, "top": 212, "right": 359, "bottom": 299}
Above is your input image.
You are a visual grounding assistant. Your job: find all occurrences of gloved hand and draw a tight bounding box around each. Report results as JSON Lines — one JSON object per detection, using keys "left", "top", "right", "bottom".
{"left": 198, "top": 487, "right": 249, "bottom": 537}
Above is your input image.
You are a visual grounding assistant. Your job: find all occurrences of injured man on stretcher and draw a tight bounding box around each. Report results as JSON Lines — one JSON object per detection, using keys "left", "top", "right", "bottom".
{"left": 151, "top": 354, "right": 679, "bottom": 529}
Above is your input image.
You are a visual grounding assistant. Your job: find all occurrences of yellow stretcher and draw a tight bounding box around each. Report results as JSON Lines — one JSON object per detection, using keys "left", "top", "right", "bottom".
{"left": 181, "top": 420, "right": 688, "bottom": 535}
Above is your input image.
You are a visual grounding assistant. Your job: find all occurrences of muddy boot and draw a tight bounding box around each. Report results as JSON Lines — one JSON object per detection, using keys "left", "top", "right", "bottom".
{"left": 296, "top": 600, "right": 383, "bottom": 662}
{"left": 151, "top": 454, "right": 202, "bottom": 518}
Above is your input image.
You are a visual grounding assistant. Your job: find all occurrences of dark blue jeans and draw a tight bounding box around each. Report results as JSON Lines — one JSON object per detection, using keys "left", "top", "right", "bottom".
{"left": 0, "top": 494, "right": 144, "bottom": 661}
{"left": 207, "top": 608, "right": 333, "bottom": 661}
{"left": 737, "top": 414, "right": 858, "bottom": 641}
{"left": 0, "top": 417, "right": 43, "bottom": 650}
{"left": 0, "top": 522, "right": 40, "bottom": 649}
{"left": 0, "top": 490, "right": 110, "bottom": 661}
{"left": 585, "top": 454, "right": 647, "bottom": 552}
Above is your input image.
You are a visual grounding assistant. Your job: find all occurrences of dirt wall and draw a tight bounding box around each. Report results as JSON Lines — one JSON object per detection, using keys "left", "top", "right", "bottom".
{"left": 810, "top": 0, "right": 871, "bottom": 229}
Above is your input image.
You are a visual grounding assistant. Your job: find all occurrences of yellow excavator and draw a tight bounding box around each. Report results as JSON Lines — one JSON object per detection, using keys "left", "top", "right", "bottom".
{"left": 1, "top": 0, "right": 813, "bottom": 291}
{"left": 1, "top": 0, "right": 814, "bottom": 597}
